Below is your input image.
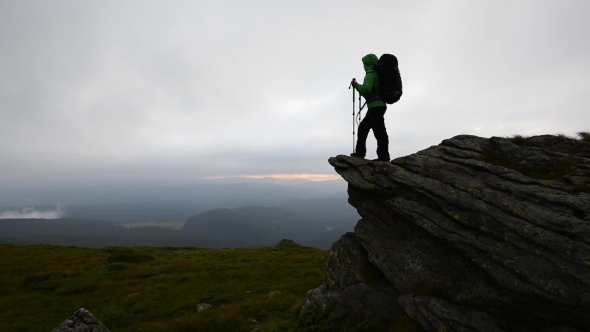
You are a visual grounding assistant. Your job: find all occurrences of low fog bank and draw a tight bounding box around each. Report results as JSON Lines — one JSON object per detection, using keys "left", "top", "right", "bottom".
{"left": 0, "top": 205, "right": 65, "bottom": 219}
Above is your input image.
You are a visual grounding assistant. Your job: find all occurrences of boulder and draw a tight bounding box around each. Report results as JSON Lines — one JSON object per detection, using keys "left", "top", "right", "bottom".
{"left": 305, "top": 134, "right": 590, "bottom": 331}
{"left": 52, "top": 308, "right": 110, "bottom": 332}
{"left": 197, "top": 303, "right": 212, "bottom": 312}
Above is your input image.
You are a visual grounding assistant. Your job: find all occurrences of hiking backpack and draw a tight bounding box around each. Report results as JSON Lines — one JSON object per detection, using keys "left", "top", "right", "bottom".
{"left": 375, "top": 54, "right": 403, "bottom": 104}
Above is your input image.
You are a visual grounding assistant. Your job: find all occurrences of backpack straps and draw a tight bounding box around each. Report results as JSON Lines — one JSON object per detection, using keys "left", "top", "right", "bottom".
{"left": 364, "top": 71, "right": 381, "bottom": 104}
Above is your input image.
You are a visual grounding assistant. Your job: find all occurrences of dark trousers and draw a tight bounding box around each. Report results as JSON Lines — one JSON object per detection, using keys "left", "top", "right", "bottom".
{"left": 355, "top": 106, "right": 390, "bottom": 160}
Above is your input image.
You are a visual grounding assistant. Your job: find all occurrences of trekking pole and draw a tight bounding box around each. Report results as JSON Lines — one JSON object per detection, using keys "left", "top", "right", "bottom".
{"left": 349, "top": 78, "right": 356, "bottom": 153}
{"left": 358, "top": 89, "right": 363, "bottom": 128}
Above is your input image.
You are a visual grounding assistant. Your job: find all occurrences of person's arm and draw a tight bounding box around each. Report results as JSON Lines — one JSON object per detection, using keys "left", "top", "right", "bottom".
{"left": 353, "top": 72, "right": 376, "bottom": 98}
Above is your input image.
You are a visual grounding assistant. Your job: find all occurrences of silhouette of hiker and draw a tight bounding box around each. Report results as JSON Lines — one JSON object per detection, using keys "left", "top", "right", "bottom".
{"left": 350, "top": 54, "right": 390, "bottom": 162}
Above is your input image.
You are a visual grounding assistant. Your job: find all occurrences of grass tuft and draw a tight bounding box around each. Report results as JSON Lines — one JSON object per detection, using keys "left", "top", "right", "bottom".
{"left": 480, "top": 149, "right": 588, "bottom": 193}
{"left": 555, "top": 133, "right": 575, "bottom": 140}
{"left": 507, "top": 134, "right": 527, "bottom": 145}
{"left": 287, "top": 299, "right": 305, "bottom": 319}
{"left": 57, "top": 283, "right": 98, "bottom": 295}
{"left": 160, "top": 308, "right": 244, "bottom": 332}
{"left": 106, "top": 248, "right": 155, "bottom": 263}
{"left": 104, "top": 262, "right": 129, "bottom": 271}
{"left": 578, "top": 131, "right": 590, "bottom": 142}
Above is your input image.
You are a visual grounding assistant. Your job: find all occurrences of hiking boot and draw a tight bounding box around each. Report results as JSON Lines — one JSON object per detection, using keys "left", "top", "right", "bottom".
{"left": 350, "top": 153, "right": 365, "bottom": 159}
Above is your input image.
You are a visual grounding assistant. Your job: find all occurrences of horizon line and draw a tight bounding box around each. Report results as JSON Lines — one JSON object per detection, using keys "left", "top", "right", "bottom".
{"left": 200, "top": 173, "right": 341, "bottom": 182}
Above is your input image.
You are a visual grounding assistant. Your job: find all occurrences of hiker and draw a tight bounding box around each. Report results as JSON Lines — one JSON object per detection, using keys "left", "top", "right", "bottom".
{"left": 350, "top": 53, "right": 390, "bottom": 162}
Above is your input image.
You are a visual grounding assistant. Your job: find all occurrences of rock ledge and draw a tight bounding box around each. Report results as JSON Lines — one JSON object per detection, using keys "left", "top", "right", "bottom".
{"left": 304, "top": 134, "right": 590, "bottom": 332}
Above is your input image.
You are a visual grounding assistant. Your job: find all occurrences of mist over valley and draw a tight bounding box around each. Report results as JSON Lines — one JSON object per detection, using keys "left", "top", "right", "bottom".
{"left": 0, "top": 178, "right": 356, "bottom": 249}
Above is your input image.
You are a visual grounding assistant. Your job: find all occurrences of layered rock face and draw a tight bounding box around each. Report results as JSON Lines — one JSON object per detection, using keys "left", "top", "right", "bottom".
{"left": 304, "top": 135, "right": 590, "bottom": 331}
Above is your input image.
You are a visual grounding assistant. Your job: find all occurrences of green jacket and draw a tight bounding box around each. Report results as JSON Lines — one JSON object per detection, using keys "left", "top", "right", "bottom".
{"left": 353, "top": 53, "right": 386, "bottom": 108}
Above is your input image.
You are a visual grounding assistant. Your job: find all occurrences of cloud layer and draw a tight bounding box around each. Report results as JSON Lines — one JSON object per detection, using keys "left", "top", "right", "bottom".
{"left": 1, "top": 0, "right": 589, "bottom": 185}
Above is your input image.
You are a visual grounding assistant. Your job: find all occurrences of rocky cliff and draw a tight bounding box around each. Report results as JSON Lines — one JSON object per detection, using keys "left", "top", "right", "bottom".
{"left": 304, "top": 134, "right": 590, "bottom": 332}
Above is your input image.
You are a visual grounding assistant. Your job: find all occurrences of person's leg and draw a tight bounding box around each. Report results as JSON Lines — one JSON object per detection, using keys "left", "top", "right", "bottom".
{"left": 353, "top": 109, "right": 374, "bottom": 157}
{"left": 369, "top": 106, "right": 390, "bottom": 161}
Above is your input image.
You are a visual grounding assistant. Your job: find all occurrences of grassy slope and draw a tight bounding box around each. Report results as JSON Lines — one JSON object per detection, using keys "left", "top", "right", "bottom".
{"left": 0, "top": 243, "right": 329, "bottom": 332}
{"left": 118, "top": 219, "right": 186, "bottom": 230}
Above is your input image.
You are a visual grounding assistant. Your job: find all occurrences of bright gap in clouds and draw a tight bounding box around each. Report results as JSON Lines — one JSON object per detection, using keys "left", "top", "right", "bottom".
{"left": 202, "top": 173, "right": 340, "bottom": 181}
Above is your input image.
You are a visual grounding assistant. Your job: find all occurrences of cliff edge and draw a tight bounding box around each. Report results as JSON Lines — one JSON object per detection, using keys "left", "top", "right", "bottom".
{"left": 304, "top": 134, "right": 590, "bottom": 332}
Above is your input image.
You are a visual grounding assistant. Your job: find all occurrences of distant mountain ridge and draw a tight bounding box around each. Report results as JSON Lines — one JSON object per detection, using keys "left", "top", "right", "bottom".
{"left": 0, "top": 195, "right": 359, "bottom": 249}
{"left": 184, "top": 206, "right": 323, "bottom": 247}
{"left": 0, "top": 218, "right": 230, "bottom": 248}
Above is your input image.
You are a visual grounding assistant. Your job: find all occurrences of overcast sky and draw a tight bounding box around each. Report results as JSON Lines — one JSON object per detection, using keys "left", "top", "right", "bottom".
{"left": 1, "top": 0, "right": 589, "bottom": 186}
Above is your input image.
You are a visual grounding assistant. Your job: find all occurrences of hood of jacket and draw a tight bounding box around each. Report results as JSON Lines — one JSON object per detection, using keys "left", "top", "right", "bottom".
{"left": 362, "top": 53, "right": 378, "bottom": 72}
